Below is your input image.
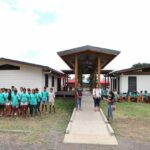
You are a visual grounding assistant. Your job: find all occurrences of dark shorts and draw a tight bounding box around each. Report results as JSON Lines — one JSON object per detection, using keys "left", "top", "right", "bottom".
{"left": 37, "top": 102, "right": 41, "bottom": 108}
{"left": 0, "top": 104, "right": 5, "bottom": 110}
{"left": 94, "top": 98, "right": 100, "bottom": 107}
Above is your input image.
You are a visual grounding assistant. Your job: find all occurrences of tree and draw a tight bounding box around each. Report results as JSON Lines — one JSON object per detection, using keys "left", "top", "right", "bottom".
{"left": 131, "top": 63, "right": 150, "bottom": 68}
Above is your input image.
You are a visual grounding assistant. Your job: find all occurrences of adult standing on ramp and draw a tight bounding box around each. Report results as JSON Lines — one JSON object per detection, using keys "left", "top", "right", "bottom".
{"left": 75, "top": 83, "right": 82, "bottom": 111}
{"left": 92, "top": 84, "right": 101, "bottom": 112}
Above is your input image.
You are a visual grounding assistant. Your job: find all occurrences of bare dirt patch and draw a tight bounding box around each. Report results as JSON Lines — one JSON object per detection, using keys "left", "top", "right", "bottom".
{"left": 112, "top": 118, "right": 150, "bottom": 143}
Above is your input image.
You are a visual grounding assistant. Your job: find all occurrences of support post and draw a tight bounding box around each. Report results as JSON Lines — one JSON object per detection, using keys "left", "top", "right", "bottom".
{"left": 98, "top": 56, "right": 101, "bottom": 88}
{"left": 65, "top": 74, "right": 67, "bottom": 91}
{"left": 67, "top": 74, "right": 69, "bottom": 91}
{"left": 105, "top": 74, "right": 107, "bottom": 89}
{"left": 75, "top": 55, "right": 78, "bottom": 88}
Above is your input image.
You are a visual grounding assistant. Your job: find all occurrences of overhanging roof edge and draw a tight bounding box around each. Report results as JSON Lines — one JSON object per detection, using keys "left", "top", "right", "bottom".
{"left": 57, "top": 45, "right": 120, "bottom": 57}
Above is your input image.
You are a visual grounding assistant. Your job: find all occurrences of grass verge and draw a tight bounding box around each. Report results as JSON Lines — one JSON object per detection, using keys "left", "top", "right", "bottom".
{"left": 101, "top": 101, "right": 150, "bottom": 143}
{"left": 0, "top": 97, "right": 75, "bottom": 143}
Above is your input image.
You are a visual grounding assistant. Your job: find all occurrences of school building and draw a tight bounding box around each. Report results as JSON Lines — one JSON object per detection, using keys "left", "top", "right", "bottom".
{"left": 1, "top": 45, "right": 149, "bottom": 96}
{"left": 110, "top": 66, "right": 150, "bottom": 94}
{"left": 0, "top": 57, "right": 64, "bottom": 92}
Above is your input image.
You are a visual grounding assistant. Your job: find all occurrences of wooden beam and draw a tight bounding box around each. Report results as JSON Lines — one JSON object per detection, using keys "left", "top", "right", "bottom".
{"left": 62, "top": 56, "right": 75, "bottom": 68}
{"left": 98, "top": 55, "right": 101, "bottom": 87}
{"left": 75, "top": 55, "right": 78, "bottom": 88}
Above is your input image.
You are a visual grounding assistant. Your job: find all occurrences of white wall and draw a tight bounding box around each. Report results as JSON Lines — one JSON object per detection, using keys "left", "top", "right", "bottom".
{"left": 0, "top": 60, "right": 43, "bottom": 91}
{"left": 119, "top": 75, "right": 150, "bottom": 93}
{"left": 54, "top": 77, "right": 58, "bottom": 92}
{"left": 120, "top": 75, "right": 128, "bottom": 93}
{"left": 137, "top": 75, "right": 150, "bottom": 92}
{"left": 0, "top": 60, "right": 62, "bottom": 93}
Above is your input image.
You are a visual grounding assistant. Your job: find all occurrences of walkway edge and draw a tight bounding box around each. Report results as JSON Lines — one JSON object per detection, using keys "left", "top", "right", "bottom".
{"left": 100, "top": 108, "right": 108, "bottom": 123}
{"left": 100, "top": 108, "right": 115, "bottom": 135}
{"left": 106, "top": 124, "right": 115, "bottom": 135}
{"left": 66, "top": 108, "right": 76, "bottom": 134}
{"left": 70, "top": 108, "right": 76, "bottom": 122}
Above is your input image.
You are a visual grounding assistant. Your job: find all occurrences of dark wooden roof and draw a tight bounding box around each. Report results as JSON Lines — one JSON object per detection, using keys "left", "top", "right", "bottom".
{"left": 62, "top": 70, "right": 74, "bottom": 74}
{"left": 0, "top": 57, "right": 63, "bottom": 75}
{"left": 62, "top": 69, "right": 113, "bottom": 74}
{"left": 57, "top": 45, "right": 120, "bottom": 73}
{"left": 57, "top": 45, "right": 120, "bottom": 57}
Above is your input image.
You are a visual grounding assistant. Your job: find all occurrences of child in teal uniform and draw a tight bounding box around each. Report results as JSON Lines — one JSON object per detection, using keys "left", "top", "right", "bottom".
{"left": 20, "top": 88, "right": 28, "bottom": 117}
{"left": 11, "top": 90, "right": 20, "bottom": 117}
{"left": 144, "top": 90, "right": 149, "bottom": 102}
{"left": 5, "top": 89, "right": 12, "bottom": 116}
{"left": 27, "top": 88, "right": 31, "bottom": 115}
{"left": 11, "top": 86, "right": 15, "bottom": 97}
{"left": 18, "top": 87, "right": 24, "bottom": 114}
{"left": 35, "top": 88, "right": 41, "bottom": 114}
{"left": 29, "top": 89, "right": 37, "bottom": 117}
{"left": 102, "top": 88, "right": 107, "bottom": 99}
{"left": 0, "top": 88, "right": 5, "bottom": 116}
{"left": 41, "top": 87, "right": 48, "bottom": 112}
{"left": 4, "top": 89, "right": 10, "bottom": 116}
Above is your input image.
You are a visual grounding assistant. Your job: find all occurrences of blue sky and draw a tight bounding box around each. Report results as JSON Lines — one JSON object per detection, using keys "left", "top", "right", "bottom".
{"left": 0, "top": 0, "right": 150, "bottom": 71}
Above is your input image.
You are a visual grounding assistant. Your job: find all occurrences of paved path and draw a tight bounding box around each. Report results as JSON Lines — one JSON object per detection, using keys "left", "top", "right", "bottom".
{"left": 64, "top": 92, "right": 118, "bottom": 145}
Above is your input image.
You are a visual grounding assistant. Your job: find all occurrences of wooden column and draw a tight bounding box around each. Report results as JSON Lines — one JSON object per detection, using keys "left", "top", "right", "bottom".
{"left": 94, "top": 69, "right": 97, "bottom": 88}
{"left": 75, "top": 55, "right": 78, "bottom": 88}
{"left": 98, "top": 56, "right": 101, "bottom": 87}
{"left": 67, "top": 74, "right": 68, "bottom": 85}
{"left": 64, "top": 74, "right": 67, "bottom": 91}
{"left": 105, "top": 74, "right": 107, "bottom": 89}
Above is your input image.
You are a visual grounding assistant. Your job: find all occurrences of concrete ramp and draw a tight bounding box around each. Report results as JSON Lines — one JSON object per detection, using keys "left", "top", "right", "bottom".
{"left": 64, "top": 92, "right": 118, "bottom": 145}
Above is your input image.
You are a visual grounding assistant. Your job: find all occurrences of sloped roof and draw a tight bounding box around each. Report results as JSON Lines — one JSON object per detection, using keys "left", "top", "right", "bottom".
{"left": 0, "top": 57, "right": 63, "bottom": 75}
{"left": 57, "top": 45, "right": 120, "bottom": 57}
{"left": 112, "top": 65, "right": 150, "bottom": 74}
{"left": 57, "top": 45, "right": 120, "bottom": 72}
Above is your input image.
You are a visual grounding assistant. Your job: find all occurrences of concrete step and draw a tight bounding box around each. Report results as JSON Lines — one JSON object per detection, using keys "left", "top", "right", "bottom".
{"left": 64, "top": 134, "right": 118, "bottom": 145}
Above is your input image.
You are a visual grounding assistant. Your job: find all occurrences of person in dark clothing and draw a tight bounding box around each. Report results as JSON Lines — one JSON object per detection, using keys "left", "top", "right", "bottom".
{"left": 107, "top": 91, "right": 115, "bottom": 121}
{"left": 76, "top": 83, "right": 82, "bottom": 111}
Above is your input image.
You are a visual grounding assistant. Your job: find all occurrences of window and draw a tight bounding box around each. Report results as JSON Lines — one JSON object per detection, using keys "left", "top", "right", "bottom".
{"left": 113, "top": 78, "right": 117, "bottom": 91}
{"left": 0, "top": 64, "right": 20, "bottom": 70}
{"left": 52, "top": 76, "right": 55, "bottom": 87}
{"left": 45, "top": 74, "right": 49, "bottom": 87}
{"left": 128, "top": 76, "right": 137, "bottom": 92}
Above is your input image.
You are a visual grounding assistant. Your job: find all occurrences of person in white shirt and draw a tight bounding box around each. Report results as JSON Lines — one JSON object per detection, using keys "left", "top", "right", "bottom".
{"left": 49, "top": 88, "right": 56, "bottom": 113}
{"left": 92, "top": 84, "right": 101, "bottom": 112}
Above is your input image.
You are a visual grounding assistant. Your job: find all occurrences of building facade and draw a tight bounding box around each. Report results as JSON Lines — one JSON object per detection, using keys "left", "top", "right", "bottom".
{"left": 0, "top": 58, "right": 64, "bottom": 92}
{"left": 110, "top": 66, "right": 150, "bottom": 94}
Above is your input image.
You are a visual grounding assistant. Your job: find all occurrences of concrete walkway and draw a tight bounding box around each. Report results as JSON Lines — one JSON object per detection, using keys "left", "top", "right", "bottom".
{"left": 64, "top": 92, "right": 118, "bottom": 145}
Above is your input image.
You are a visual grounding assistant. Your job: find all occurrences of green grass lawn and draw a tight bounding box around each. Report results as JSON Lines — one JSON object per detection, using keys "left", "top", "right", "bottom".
{"left": 101, "top": 100, "right": 150, "bottom": 119}
{"left": 0, "top": 97, "right": 75, "bottom": 143}
{"left": 101, "top": 100, "right": 150, "bottom": 142}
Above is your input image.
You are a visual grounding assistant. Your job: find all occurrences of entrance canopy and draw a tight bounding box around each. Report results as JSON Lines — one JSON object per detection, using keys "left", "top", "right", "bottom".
{"left": 57, "top": 45, "right": 120, "bottom": 87}
{"left": 58, "top": 45, "right": 120, "bottom": 74}
{"left": 62, "top": 69, "right": 113, "bottom": 75}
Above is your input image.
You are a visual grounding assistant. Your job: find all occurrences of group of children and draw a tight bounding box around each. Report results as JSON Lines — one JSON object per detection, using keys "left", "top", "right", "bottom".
{"left": 0, "top": 86, "right": 56, "bottom": 117}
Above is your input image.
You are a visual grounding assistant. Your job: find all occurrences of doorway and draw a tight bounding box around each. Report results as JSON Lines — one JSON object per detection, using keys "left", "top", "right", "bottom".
{"left": 128, "top": 76, "right": 137, "bottom": 92}
{"left": 57, "top": 78, "right": 61, "bottom": 91}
